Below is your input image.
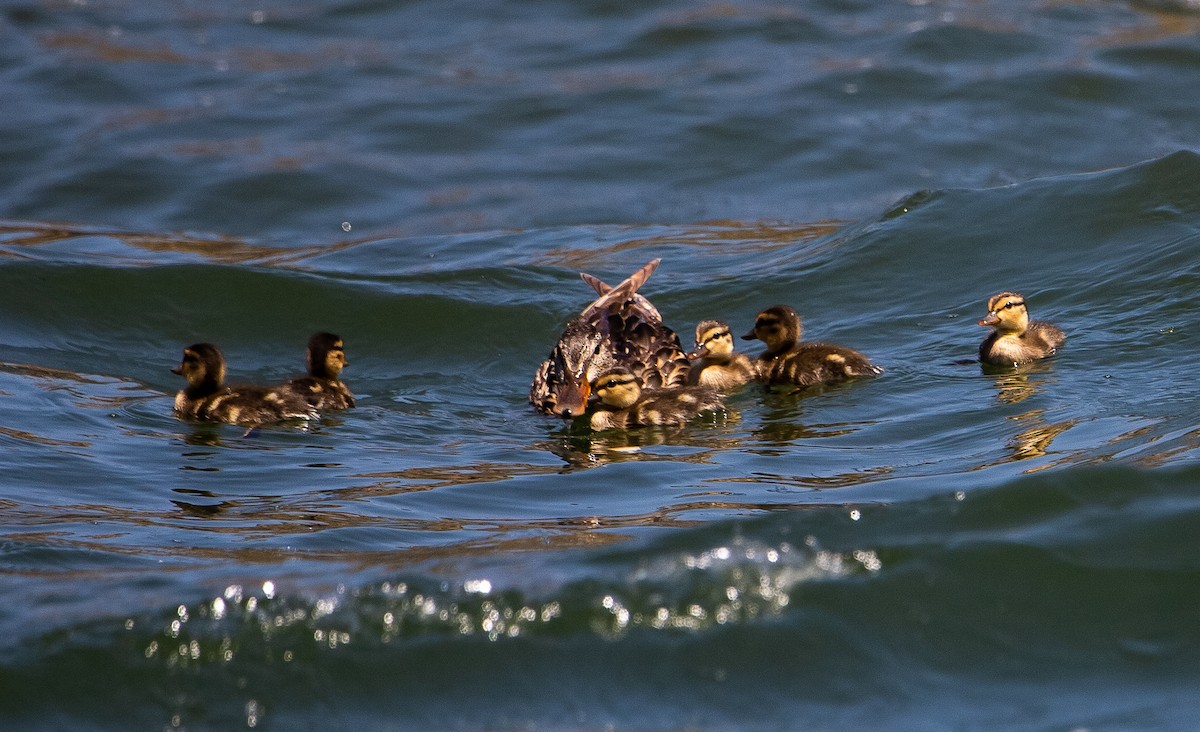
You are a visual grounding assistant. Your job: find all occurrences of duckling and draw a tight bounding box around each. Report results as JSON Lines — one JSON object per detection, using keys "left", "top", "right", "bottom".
{"left": 172, "top": 343, "right": 316, "bottom": 427}
{"left": 587, "top": 366, "right": 723, "bottom": 431}
{"left": 687, "top": 319, "right": 757, "bottom": 391}
{"left": 978, "top": 291, "right": 1065, "bottom": 366}
{"left": 283, "top": 332, "right": 355, "bottom": 410}
{"left": 742, "top": 305, "right": 881, "bottom": 388}
{"left": 531, "top": 258, "right": 690, "bottom": 418}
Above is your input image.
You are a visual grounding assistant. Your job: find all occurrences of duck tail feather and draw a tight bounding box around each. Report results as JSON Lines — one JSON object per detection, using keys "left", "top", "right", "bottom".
{"left": 580, "top": 259, "right": 662, "bottom": 318}
{"left": 579, "top": 272, "right": 612, "bottom": 297}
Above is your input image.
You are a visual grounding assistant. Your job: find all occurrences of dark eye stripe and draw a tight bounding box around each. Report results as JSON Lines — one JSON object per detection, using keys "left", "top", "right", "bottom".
{"left": 998, "top": 300, "right": 1025, "bottom": 311}
{"left": 704, "top": 330, "right": 730, "bottom": 344}
{"left": 601, "top": 377, "right": 635, "bottom": 389}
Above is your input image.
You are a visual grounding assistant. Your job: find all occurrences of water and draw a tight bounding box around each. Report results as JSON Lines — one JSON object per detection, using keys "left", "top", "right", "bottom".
{"left": 3, "top": 0, "right": 1200, "bottom": 729}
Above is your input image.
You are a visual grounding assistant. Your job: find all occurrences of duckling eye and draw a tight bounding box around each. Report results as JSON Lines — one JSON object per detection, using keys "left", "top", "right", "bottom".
{"left": 705, "top": 329, "right": 730, "bottom": 344}
{"left": 999, "top": 300, "right": 1025, "bottom": 312}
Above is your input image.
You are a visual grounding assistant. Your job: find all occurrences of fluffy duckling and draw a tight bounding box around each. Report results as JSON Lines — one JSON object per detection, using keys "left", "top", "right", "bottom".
{"left": 687, "top": 319, "right": 757, "bottom": 391}
{"left": 531, "top": 259, "right": 691, "bottom": 418}
{"left": 742, "top": 305, "right": 882, "bottom": 388}
{"left": 172, "top": 343, "right": 316, "bottom": 427}
{"left": 587, "top": 366, "right": 724, "bottom": 431}
{"left": 284, "top": 332, "right": 355, "bottom": 410}
{"left": 978, "top": 291, "right": 1065, "bottom": 366}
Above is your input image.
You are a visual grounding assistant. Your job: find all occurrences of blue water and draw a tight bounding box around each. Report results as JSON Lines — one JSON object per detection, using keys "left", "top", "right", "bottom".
{"left": 3, "top": 1, "right": 1200, "bottom": 729}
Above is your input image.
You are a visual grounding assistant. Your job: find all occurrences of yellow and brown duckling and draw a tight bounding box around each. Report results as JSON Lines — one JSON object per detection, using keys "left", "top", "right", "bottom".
{"left": 978, "top": 291, "right": 1065, "bottom": 366}
{"left": 531, "top": 258, "right": 691, "bottom": 418}
{"left": 284, "top": 332, "right": 355, "bottom": 410}
{"left": 742, "top": 305, "right": 882, "bottom": 388}
{"left": 687, "top": 319, "right": 758, "bottom": 391}
{"left": 587, "top": 366, "right": 724, "bottom": 431}
{"left": 172, "top": 343, "right": 317, "bottom": 427}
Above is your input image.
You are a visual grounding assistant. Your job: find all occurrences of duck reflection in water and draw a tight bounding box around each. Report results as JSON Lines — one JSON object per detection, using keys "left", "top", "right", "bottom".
{"left": 540, "top": 413, "right": 742, "bottom": 470}
{"left": 971, "top": 407, "right": 1079, "bottom": 472}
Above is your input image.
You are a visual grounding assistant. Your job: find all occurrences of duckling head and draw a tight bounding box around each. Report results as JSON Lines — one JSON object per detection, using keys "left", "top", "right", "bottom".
{"left": 742, "top": 305, "right": 802, "bottom": 353}
{"left": 535, "top": 318, "right": 608, "bottom": 418}
{"left": 591, "top": 366, "right": 642, "bottom": 410}
{"left": 978, "top": 292, "right": 1029, "bottom": 335}
{"left": 688, "top": 320, "right": 734, "bottom": 362}
{"left": 307, "top": 332, "right": 347, "bottom": 379}
{"left": 171, "top": 342, "right": 225, "bottom": 395}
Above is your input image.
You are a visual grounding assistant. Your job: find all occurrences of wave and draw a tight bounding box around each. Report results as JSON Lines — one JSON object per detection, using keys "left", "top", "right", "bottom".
{"left": 4, "top": 464, "right": 1200, "bottom": 729}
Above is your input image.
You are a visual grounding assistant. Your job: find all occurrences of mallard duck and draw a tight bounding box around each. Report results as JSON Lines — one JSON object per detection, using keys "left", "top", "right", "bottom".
{"left": 284, "top": 332, "right": 355, "bottom": 410}
{"left": 687, "top": 319, "right": 757, "bottom": 391}
{"left": 172, "top": 343, "right": 316, "bottom": 427}
{"left": 742, "top": 305, "right": 881, "bottom": 388}
{"left": 587, "top": 366, "right": 723, "bottom": 431}
{"left": 530, "top": 258, "right": 690, "bottom": 417}
{"left": 978, "top": 291, "right": 1065, "bottom": 366}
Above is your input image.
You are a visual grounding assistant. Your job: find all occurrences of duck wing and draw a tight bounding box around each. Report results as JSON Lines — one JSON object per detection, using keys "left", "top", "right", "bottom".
{"left": 1031, "top": 320, "right": 1066, "bottom": 354}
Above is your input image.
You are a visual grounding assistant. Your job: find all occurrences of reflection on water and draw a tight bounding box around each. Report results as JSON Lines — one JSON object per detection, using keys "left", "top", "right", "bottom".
{"left": 349, "top": 461, "right": 565, "bottom": 499}
{"left": 539, "top": 412, "right": 744, "bottom": 470}
{"left": 38, "top": 22, "right": 380, "bottom": 73}
{"left": 0, "top": 220, "right": 368, "bottom": 266}
{"left": 714, "top": 465, "right": 896, "bottom": 492}
{"left": 977, "top": 363, "right": 1079, "bottom": 471}
{"left": 121, "top": 529, "right": 885, "bottom": 675}
{"left": 535, "top": 220, "right": 845, "bottom": 270}
{"left": 1006, "top": 412, "right": 1078, "bottom": 468}
{"left": 0, "top": 424, "right": 90, "bottom": 448}
{"left": 1131, "top": 426, "right": 1200, "bottom": 468}
{"left": 0, "top": 359, "right": 160, "bottom": 450}
{"left": 1101, "top": 2, "right": 1200, "bottom": 45}
{"left": 750, "top": 419, "right": 865, "bottom": 448}
{"left": 981, "top": 359, "right": 1065, "bottom": 405}
{"left": 176, "top": 419, "right": 320, "bottom": 447}
{"left": 2, "top": 485, "right": 855, "bottom": 576}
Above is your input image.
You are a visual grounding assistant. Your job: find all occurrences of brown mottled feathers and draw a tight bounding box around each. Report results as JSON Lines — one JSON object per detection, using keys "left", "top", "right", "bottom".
{"left": 757, "top": 342, "right": 880, "bottom": 388}
{"left": 587, "top": 367, "right": 723, "bottom": 431}
{"left": 743, "top": 305, "right": 881, "bottom": 388}
{"left": 530, "top": 259, "right": 690, "bottom": 417}
{"left": 172, "top": 343, "right": 316, "bottom": 427}
{"left": 286, "top": 376, "right": 355, "bottom": 410}
{"left": 284, "top": 332, "right": 355, "bottom": 410}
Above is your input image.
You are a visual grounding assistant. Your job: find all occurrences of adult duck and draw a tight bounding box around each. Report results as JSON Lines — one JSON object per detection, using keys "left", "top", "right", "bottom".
{"left": 530, "top": 259, "right": 690, "bottom": 417}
